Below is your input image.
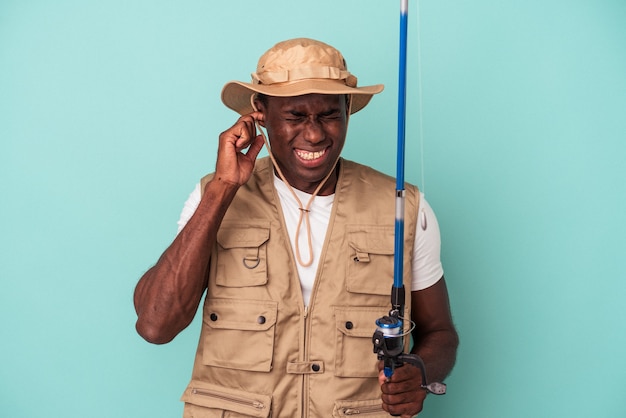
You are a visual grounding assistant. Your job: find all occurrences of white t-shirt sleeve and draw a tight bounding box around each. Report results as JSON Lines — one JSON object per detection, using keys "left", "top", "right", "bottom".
{"left": 176, "top": 183, "right": 202, "bottom": 235}
{"left": 412, "top": 194, "right": 444, "bottom": 291}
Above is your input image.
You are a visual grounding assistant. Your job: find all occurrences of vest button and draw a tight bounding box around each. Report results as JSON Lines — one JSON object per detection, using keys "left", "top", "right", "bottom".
{"left": 311, "top": 364, "right": 321, "bottom": 372}
{"left": 257, "top": 316, "right": 266, "bottom": 324}
{"left": 210, "top": 313, "right": 218, "bottom": 321}
{"left": 345, "top": 321, "right": 353, "bottom": 330}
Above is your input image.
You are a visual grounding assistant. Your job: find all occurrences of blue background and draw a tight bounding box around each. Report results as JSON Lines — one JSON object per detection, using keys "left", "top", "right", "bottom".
{"left": 1, "top": 1, "right": 625, "bottom": 417}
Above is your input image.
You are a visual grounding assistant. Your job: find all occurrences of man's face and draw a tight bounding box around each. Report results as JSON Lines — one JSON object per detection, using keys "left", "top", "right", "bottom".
{"left": 256, "top": 94, "right": 348, "bottom": 195}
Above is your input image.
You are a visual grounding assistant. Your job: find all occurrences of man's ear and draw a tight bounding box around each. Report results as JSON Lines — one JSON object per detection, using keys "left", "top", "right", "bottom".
{"left": 253, "top": 99, "right": 267, "bottom": 127}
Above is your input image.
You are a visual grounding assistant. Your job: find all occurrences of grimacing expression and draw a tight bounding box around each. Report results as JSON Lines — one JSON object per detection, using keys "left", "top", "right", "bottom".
{"left": 256, "top": 94, "right": 349, "bottom": 196}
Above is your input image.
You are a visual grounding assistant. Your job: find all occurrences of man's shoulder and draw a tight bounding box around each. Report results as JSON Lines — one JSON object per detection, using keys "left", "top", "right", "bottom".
{"left": 342, "top": 159, "right": 417, "bottom": 188}
{"left": 340, "top": 159, "right": 420, "bottom": 213}
{"left": 342, "top": 158, "right": 390, "bottom": 177}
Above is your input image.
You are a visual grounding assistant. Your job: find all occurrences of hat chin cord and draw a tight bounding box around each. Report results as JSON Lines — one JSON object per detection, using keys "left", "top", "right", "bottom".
{"left": 250, "top": 94, "right": 352, "bottom": 267}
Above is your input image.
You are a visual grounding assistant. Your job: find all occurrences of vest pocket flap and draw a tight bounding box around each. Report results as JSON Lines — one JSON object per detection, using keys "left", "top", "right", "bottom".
{"left": 334, "top": 306, "right": 387, "bottom": 338}
{"left": 217, "top": 224, "right": 270, "bottom": 249}
{"left": 182, "top": 380, "right": 272, "bottom": 418}
{"left": 205, "top": 299, "right": 277, "bottom": 332}
{"left": 347, "top": 225, "right": 395, "bottom": 256}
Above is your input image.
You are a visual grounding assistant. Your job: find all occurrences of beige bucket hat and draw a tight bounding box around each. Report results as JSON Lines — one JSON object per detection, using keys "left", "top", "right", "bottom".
{"left": 221, "top": 38, "right": 384, "bottom": 115}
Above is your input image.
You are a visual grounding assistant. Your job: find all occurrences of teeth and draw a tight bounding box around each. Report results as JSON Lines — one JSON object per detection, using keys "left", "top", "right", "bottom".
{"left": 297, "top": 149, "right": 325, "bottom": 160}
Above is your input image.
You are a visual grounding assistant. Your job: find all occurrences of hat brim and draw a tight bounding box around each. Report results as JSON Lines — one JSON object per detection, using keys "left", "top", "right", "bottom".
{"left": 221, "top": 79, "right": 384, "bottom": 115}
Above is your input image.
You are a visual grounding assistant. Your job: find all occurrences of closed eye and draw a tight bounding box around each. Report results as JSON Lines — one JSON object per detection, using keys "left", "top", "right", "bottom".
{"left": 319, "top": 109, "right": 342, "bottom": 120}
{"left": 283, "top": 109, "right": 342, "bottom": 122}
{"left": 285, "top": 111, "right": 306, "bottom": 122}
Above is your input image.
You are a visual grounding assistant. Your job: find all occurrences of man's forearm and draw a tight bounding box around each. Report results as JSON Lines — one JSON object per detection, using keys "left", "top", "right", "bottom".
{"left": 134, "top": 178, "right": 239, "bottom": 344}
{"left": 409, "top": 279, "right": 459, "bottom": 384}
{"left": 411, "top": 329, "right": 459, "bottom": 383}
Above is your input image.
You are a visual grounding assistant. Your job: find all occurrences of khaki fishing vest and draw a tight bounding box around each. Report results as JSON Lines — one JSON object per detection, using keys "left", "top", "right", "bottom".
{"left": 181, "top": 157, "right": 419, "bottom": 418}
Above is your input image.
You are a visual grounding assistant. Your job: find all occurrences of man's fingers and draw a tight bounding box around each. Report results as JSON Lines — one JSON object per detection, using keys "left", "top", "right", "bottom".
{"left": 233, "top": 113, "right": 263, "bottom": 151}
{"left": 243, "top": 135, "right": 265, "bottom": 160}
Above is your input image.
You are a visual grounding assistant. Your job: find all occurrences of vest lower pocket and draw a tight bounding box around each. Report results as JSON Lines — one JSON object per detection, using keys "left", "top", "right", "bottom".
{"left": 182, "top": 380, "right": 271, "bottom": 418}
{"left": 333, "top": 306, "right": 388, "bottom": 378}
{"left": 202, "top": 299, "right": 278, "bottom": 372}
{"left": 333, "top": 398, "right": 388, "bottom": 417}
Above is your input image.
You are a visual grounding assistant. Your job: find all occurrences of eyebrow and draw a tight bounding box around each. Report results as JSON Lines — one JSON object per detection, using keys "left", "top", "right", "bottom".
{"left": 284, "top": 107, "right": 342, "bottom": 117}
{"left": 319, "top": 108, "right": 341, "bottom": 116}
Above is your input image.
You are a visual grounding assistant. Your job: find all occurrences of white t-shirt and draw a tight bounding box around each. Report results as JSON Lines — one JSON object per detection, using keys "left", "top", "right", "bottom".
{"left": 177, "top": 176, "right": 443, "bottom": 306}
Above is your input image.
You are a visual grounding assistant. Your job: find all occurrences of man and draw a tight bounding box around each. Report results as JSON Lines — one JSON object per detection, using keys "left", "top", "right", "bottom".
{"left": 134, "top": 38, "right": 458, "bottom": 417}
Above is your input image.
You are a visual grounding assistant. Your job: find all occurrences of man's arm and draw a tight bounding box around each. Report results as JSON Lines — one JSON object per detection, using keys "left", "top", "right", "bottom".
{"left": 410, "top": 276, "right": 459, "bottom": 382}
{"left": 134, "top": 113, "right": 265, "bottom": 344}
{"left": 379, "top": 277, "right": 459, "bottom": 416}
{"left": 134, "top": 179, "right": 239, "bottom": 344}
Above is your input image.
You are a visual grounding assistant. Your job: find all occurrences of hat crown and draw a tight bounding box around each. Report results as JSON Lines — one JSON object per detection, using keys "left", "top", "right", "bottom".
{"left": 252, "top": 38, "right": 356, "bottom": 87}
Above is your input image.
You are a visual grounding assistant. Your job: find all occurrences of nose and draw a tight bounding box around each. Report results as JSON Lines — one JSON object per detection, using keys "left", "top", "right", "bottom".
{"left": 302, "top": 117, "right": 324, "bottom": 144}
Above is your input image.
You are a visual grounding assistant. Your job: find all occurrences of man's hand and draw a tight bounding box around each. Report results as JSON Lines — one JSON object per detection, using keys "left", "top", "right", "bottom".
{"left": 378, "top": 362, "right": 427, "bottom": 417}
{"left": 215, "top": 112, "right": 266, "bottom": 187}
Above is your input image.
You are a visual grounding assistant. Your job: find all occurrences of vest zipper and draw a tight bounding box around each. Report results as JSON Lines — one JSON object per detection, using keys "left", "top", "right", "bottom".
{"left": 302, "top": 303, "right": 309, "bottom": 418}
{"left": 340, "top": 404, "right": 386, "bottom": 416}
{"left": 190, "top": 388, "right": 266, "bottom": 410}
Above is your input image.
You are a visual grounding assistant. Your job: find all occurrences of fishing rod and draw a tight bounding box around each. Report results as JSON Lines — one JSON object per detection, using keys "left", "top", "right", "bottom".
{"left": 372, "top": 0, "right": 446, "bottom": 396}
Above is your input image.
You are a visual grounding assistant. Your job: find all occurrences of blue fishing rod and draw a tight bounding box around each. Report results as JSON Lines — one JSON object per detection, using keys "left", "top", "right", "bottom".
{"left": 372, "top": 0, "right": 446, "bottom": 396}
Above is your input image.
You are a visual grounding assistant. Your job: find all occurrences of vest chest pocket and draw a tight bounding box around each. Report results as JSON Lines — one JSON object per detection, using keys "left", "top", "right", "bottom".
{"left": 346, "top": 226, "right": 395, "bottom": 296}
{"left": 203, "top": 299, "right": 278, "bottom": 372}
{"left": 334, "top": 306, "right": 388, "bottom": 378}
{"left": 216, "top": 223, "right": 270, "bottom": 287}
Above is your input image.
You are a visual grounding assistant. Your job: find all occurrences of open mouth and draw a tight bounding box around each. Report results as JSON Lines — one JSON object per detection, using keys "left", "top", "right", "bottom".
{"left": 295, "top": 148, "right": 327, "bottom": 161}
